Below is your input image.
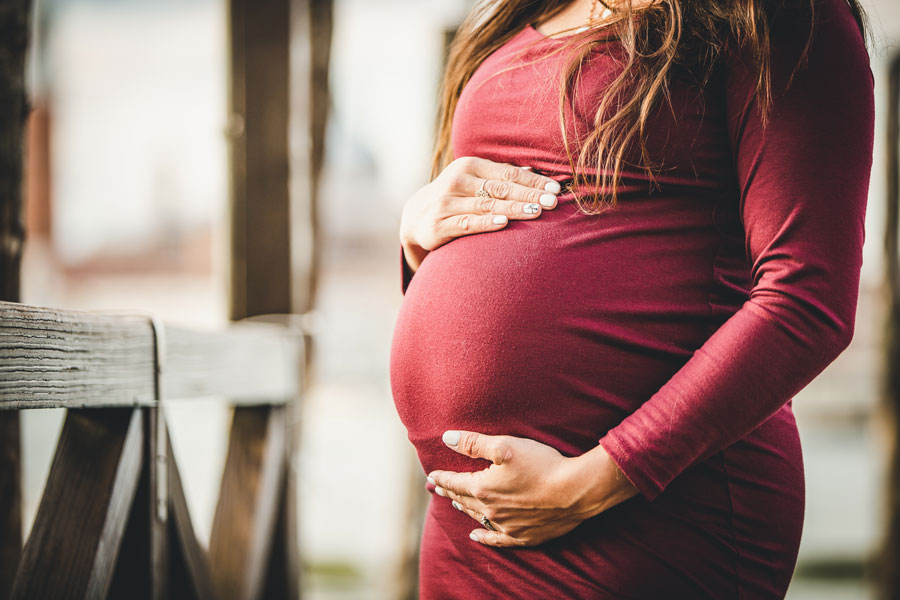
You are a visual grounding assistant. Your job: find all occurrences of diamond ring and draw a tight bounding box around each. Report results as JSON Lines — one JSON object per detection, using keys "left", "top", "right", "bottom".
{"left": 475, "top": 179, "right": 492, "bottom": 198}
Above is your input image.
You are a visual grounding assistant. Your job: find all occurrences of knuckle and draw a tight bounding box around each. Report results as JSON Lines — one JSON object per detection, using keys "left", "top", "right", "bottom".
{"left": 448, "top": 172, "right": 468, "bottom": 192}
{"left": 476, "top": 196, "right": 496, "bottom": 213}
{"left": 469, "top": 484, "right": 485, "bottom": 500}
{"left": 491, "top": 181, "right": 511, "bottom": 199}
{"left": 436, "top": 194, "right": 453, "bottom": 211}
{"left": 460, "top": 433, "right": 479, "bottom": 455}
{"left": 457, "top": 215, "right": 471, "bottom": 231}
{"left": 454, "top": 156, "right": 476, "bottom": 173}
{"left": 500, "top": 165, "right": 520, "bottom": 182}
{"left": 496, "top": 443, "right": 515, "bottom": 464}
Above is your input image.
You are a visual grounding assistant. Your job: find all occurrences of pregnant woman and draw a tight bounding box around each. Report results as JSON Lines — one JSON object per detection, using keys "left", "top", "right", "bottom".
{"left": 390, "top": 0, "right": 874, "bottom": 596}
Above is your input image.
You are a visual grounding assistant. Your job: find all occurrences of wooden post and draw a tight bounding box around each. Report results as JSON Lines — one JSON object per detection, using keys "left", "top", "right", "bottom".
{"left": 882, "top": 50, "right": 900, "bottom": 600}
{"left": 0, "top": 1, "right": 33, "bottom": 597}
{"left": 226, "top": 0, "right": 292, "bottom": 320}
{"left": 209, "top": 406, "right": 287, "bottom": 600}
{"left": 221, "top": 0, "right": 331, "bottom": 597}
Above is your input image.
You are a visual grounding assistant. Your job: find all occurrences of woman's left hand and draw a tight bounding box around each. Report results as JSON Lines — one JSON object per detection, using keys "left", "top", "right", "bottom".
{"left": 428, "top": 430, "right": 640, "bottom": 547}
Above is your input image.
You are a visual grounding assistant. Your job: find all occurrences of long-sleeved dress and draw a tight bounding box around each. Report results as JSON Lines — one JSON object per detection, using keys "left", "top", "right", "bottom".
{"left": 389, "top": 0, "right": 875, "bottom": 597}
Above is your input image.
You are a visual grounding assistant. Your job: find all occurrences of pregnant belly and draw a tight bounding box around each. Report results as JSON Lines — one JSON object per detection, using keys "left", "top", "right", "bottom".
{"left": 389, "top": 197, "right": 726, "bottom": 476}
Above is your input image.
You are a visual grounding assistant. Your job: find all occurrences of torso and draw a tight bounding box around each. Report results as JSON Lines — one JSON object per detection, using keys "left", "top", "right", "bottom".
{"left": 390, "top": 21, "right": 804, "bottom": 600}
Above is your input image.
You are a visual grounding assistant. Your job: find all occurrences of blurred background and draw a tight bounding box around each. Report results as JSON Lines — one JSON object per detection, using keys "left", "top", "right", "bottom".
{"left": 12, "top": 0, "right": 900, "bottom": 598}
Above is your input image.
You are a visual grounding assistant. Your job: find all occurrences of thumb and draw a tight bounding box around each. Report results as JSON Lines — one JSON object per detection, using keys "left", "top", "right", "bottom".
{"left": 442, "top": 430, "right": 513, "bottom": 465}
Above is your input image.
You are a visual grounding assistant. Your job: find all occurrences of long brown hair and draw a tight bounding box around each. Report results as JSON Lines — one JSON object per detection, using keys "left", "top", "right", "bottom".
{"left": 431, "top": 0, "right": 868, "bottom": 214}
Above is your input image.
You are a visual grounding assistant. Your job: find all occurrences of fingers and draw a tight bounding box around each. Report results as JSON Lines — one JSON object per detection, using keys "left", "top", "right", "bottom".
{"left": 469, "top": 529, "right": 527, "bottom": 547}
{"left": 477, "top": 178, "right": 559, "bottom": 210}
{"left": 428, "top": 469, "right": 481, "bottom": 501}
{"left": 449, "top": 194, "right": 550, "bottom": 219}
{"left": 451, "top": 498, "right": 495, "bottom": 529}
{"left": 445, "top": 171, "right": 558, "bottom": 211}
{"left": 441, "top": 430, "right": 515, "bottom": 465}
{"left": 460, "top": 157, "right": 561, "bottom": 195}
{"left": 436, "top": 213, "right": 509, "bottom": 240}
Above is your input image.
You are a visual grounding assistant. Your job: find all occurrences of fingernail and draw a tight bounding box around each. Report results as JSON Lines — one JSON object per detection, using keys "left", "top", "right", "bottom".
{"left": 539, "top": 193, "right": 556, "bottom": 207}
{"left": 427, "top": 476, "right": 435, "bottom": 486}
{"left": 435, "top": 486, "right": 446, "bottom": 497}
{"left": 521, "top": 166, "right": 533, "bottom": 171}
{"left": 452, "top": 500, "right": 463, "bottom": 511}
{"left": 544, "top": 180, "right": 561, "bottom": 194}
{"left": 443, "top": 430, "right": 461, "bottom": 446}
{"left": 469, "top": 532, "right": 480, "bottom": 542}
{"left": 523, "top": 203, "right": 540, "bottom": 215}
{"left": 492, "top": 215, "right": 508, "bottom": 225}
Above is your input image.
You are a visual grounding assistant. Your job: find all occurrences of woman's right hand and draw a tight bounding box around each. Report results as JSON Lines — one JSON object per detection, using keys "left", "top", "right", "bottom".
{"left": 399, "top": 157, "right": 562, "bottom": 273}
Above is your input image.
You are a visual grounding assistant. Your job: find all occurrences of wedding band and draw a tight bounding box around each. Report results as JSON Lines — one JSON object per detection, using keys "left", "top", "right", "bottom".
{"left": 481, "top": 515, "right": 497, "bottom": 531}
{"left": 476, "top": 179, "right": 492, "bottom": 198}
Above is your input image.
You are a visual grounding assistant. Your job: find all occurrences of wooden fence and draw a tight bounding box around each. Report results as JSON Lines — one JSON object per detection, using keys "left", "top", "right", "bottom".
{"left": 0, "top": 300, "right": 304, "bottom": 600}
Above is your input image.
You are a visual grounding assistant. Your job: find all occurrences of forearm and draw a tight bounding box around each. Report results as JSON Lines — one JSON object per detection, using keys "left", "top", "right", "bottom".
{"left": 598, "top": 297, "right": 853, "bottom": 500}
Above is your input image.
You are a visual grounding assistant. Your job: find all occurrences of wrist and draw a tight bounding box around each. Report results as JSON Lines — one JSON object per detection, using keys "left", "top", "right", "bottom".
{"left": 560, "top": 444, "right": 639, "bottom": 519}
{"left": 401, "top": 239, "right": 428, "bottom": 273}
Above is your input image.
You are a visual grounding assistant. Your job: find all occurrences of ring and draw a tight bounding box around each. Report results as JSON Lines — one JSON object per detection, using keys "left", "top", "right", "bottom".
{"left": 475, "top": 179, "right": 492, "bottom": 199}
{"left": 480, "top": 515, "right": 497, "bottom": 531}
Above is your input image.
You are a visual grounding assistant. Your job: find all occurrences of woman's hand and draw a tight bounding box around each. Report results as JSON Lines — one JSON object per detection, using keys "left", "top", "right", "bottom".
{"left": 400, "top": 157, "right": 562, "bottom": 272}
{"left": 427, "top": 430, "right": 640, "bottom": 548}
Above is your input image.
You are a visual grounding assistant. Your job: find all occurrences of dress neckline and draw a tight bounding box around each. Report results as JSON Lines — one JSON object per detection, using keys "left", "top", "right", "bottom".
{"left": 525, "top": 21, "right": 620, "bottom": 44}
{"left": 526, "top": 22, "right": 585, "bottom": 43}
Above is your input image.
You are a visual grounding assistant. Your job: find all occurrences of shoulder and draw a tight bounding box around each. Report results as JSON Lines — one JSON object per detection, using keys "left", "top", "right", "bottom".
{"left": 724, "top": 0, "right": 872, "bottom": 107}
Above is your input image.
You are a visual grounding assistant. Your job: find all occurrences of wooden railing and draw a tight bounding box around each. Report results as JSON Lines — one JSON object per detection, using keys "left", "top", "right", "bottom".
{"left": 0, "top": 300, "right": 304, "bottom": 600}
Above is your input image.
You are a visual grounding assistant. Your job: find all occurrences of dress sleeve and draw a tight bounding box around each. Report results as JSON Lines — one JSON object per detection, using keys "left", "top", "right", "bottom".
{"left": 401, "top": 245, "right": 415, "bottom": 295}
{"left": 597, "top": 0, "right": 875, "bottom": 501}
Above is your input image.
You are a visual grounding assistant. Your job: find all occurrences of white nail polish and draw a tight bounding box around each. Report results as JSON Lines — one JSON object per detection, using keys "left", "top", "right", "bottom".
{"left": 443, "top": 430, "right": 461, "bottom": 446}
{"left": 452, "top": 500, "right": 463, "bottom": 511}
{"left": 435, "top": 486, "right": 446, "bottom": 497}
{"left": 469, "top": 532, "right": 480, "bottom": 542}
{"left": 492, "top": 215, "right": 508, "bottom": 225}
{"left": 540, "top": 194, "right": 556, "bottom": 207}
{"left": 427, "top": 476, "right": 435, "bottom": 486}
{"left": 521, "top": 166, "right": 533, "bottom": 171}
{"left": 544, "top": 180, "right": 561, "bottom": 194}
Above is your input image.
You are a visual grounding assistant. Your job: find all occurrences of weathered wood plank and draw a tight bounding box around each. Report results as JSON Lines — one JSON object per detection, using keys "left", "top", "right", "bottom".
{"left": 209, "top": 406, "right": 287, "bottom": 600}
{"left": 164, "top": 324, "right": 302, "bottom": 404}
{"left": 0, "top": 302, "right": 156, "bottom": 408}
{"left": 11, "top": 408, "right": 143, "bottom": 599}
{"left": 0, "top": 301, "right": 303, "bottom": 409}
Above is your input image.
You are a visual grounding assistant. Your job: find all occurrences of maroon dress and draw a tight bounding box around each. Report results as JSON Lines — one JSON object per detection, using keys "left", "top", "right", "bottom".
{"left": 389, "top": 0, "right": 874, "bottom": 597}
